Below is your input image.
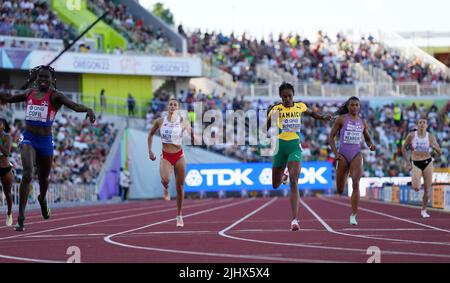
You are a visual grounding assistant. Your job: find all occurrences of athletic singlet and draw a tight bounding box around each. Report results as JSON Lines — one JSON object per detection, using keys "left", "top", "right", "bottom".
{"left": 339, "top": 114, "right": 364, "bottom": 146}
{"left": 411, "top": 131, "right": 430, "bottom": 153}
{"left": 160, "top": 115, "right": 184, "bottom": 145}
{"left": 267, "top": 102, "right": 308, "bottom": 141}
{"left": 24, "top": 89, "right": 58, "bottom": 127}
{"left": 338, "top": 114, "right": 364, "bottom": 162}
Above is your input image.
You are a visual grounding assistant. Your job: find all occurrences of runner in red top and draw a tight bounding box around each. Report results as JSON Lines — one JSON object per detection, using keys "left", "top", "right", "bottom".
{"left": 148, "top": 98, "right": 198, "bottom": 228}
{"left": 0, "top": 65, "right": 96, "bottom": 231}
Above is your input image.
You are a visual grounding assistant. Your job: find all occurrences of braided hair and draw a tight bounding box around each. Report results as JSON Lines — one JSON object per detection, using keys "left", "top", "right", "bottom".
{"left": 26, "top": 65, "right": 56, "bottom": 89}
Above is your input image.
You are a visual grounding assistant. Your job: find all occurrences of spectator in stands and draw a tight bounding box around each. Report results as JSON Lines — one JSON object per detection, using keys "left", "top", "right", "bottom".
{"left": 100, "top": 89, "right": 107, "bottom": 113}
{"left": 119, "top": 167, "right": 131, "bottom": 201}
{"left": 127, "top": 93, "right": 135, "bottom": 116}
{"left": 79, "top": 44, "right": 89, "bottom": 53}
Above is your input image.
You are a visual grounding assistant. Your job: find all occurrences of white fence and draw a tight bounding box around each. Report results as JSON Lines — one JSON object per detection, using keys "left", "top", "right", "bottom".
{"left": 231, "top": 81, "right": 450, "bottom": 98}
{"left": 0, "top": 183, "right": 97, "bottom": 209}
{"left": 3, "top": 81, "right": 449, "bottom": 120}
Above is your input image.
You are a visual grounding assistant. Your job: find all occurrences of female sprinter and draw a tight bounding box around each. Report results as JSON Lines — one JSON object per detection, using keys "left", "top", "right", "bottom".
{"left": 328, "top": 96, "right": 376, "bottom": 226}
{"left": 147, "top": 98, "right": 197, "bottom": 228}
{"left": 0, "top": 65, "right": 96, "bottom": 231}
{"left": 267, "top": 82, "right": 331, "bottom": 231}
{"left": 401, "top": 118, "right": 442, "bottom": 218}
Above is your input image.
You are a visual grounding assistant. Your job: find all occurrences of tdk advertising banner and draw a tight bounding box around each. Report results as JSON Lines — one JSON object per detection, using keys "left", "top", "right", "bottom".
{"left": 185, "top": 162, "right": 333, "bottom": 192}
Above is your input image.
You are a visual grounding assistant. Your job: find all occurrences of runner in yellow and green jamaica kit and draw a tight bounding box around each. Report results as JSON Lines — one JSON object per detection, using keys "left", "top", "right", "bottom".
{"left": 267, "top": 82, "right": 332, "bottom": 231}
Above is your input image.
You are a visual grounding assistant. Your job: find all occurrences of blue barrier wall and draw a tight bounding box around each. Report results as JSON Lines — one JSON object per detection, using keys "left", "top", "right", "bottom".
{"left": 185, "top": 161, "right": 333, "bottom": 192}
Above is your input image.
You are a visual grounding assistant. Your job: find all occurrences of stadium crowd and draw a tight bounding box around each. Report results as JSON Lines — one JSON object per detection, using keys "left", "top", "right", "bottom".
{"left": 87, "top": 0, "right": 175, "bottom": 55}
{"left": 183, "top": 29, "right": 450, "bottom": 85}
{"left": 1, "top": 0, "right": 448, "bottom": 85}
{"left": 0, "top": 0, "right": 77, "bottom": 43}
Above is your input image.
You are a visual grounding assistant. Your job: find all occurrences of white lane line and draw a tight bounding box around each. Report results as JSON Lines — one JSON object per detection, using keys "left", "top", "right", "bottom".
{"left": 131, "top": 230, "right": 213, "bottom": 235}
{"left": 341, "top": 228, "right": 429, "bottom": 231}
{"left": 104, "top": 197, "right": 341, "bottom": 263}
{"left": 0, "top": 199, "right": 232, "bottom": 241}
{"left": 0, "top": 199, "right": 216, "bottom": 230}
{"left": 318, "top": 196, "right": 450, "bottom": 233}
{"left": 0, "top": 202, "right": 169, "bottom": 230}
{"left": 0, "top": 254, "right": 63, "bottom": 263}
{"left": 0, "top": 199, "right": 231, "bottom": 263}
{"left": 217, "top": 197, "right": 450, "bottom": 260}
{"left": 24, "top": 233, "right": 107, "bottom": 238}
{"left": 300, "top": 199, "right": 450, "bottom": 251}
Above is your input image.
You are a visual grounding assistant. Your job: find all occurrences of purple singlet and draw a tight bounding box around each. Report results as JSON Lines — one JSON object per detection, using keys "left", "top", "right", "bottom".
{"left": 338, "top": 114, "right": 364, "bottom": 163}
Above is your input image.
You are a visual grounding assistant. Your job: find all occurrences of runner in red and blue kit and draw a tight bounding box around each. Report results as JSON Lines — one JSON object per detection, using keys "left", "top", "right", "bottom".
{"left": 0, "top": 65, "right": 96, "bottom": 231}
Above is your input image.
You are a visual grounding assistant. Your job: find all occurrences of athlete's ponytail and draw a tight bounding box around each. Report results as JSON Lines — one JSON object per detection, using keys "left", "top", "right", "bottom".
{"left": 334, "top": 96, "right": 360, "bottom": 116}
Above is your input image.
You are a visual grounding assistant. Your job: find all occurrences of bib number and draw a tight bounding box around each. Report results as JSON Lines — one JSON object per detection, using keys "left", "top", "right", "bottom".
{"left": 343, "top": 131, "right": 362, "bottom": 144}
{"left": 281, "top": 118, "right": 301, "bottom": 132}
{"left": 25, "top": 105, "right": 48, "bottom": 122}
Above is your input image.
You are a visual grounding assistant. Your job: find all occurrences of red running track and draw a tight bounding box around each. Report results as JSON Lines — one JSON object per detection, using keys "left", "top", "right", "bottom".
{"left": 1, "top": 196, "right": 450, "bottom": 263}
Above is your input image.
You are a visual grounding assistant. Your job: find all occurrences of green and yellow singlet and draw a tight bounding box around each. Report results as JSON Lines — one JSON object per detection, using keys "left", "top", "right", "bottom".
{"left": 267, "top": 102, "right": 308, "bottom": 141}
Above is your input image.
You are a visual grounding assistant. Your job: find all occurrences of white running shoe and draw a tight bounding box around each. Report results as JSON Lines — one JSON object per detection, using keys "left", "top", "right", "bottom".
{"left": 163, "top": 188, "right": 171, "bottom": 201}
{"left": 176, "top": 215, "right": 184, "bottom": 227}
{"left": 5, "top": 214, "right": 12, "bottom": 227}
{"left": 290, "top": 219, "right": 300, "bottom": 231}
{"left": 421, "top": 210, "right": 430, "bottom": 218}
{"left": 350, "top": 214, "right": 358, "bottom": 226}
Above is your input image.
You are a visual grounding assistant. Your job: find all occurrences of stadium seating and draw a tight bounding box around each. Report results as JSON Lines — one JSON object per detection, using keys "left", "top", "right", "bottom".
{"left": 184, "top": 30, "right": 450, "bottom": 85}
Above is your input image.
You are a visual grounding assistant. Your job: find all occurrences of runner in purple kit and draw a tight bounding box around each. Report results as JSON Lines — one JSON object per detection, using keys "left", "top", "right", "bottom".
{"left": 328, "top": 96, "right": 376, "bottom": 225}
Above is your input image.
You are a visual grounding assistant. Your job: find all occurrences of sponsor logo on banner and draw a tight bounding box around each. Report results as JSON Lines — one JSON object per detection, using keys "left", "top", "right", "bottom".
{"left": 392, "top": 186, "right": 400, "bottom": 203}
{"left": 383, "top": 186, "right": 392, "bottom": 202}
{"left": 349, "top": 171, "right": 449, "bottom": 198}
{"left": 258, "top": 168, "right": 272, "bottom": 185}
{"left": 409, "top": 189, "right": 425, "bottom": 205}
{"left": 20, "top": 50, "right": 202, "bottom": 76}
{"left": 151, "top": 61, "right": 190, "bottom": 75}
{"left": 73, "top": 57, "right": 109, "bottom": 71}
{"left": 185, "top": 162, "right": 332, "bottom": 192}
{"left": 444, "top": 187, "right": 450, "bottom": 211}
{"left": 432, "top": 186, "right": 445, "bottom": 209}
{"left": 432, "top": 169, "right": 450, "bottom": 183}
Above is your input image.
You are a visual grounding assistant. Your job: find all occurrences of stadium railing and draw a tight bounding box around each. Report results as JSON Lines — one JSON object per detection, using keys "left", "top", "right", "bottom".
{"left": 0, "top": 35, "right": 96, "bottom": 53}
{"left": 0, "top": 183, "right": 98, "bottom": 209}
{"left": 232, "top": 81, "right": 450, "bottom": 97}
{"left": 3, "top": 81, "right": 449, "bottom": 120}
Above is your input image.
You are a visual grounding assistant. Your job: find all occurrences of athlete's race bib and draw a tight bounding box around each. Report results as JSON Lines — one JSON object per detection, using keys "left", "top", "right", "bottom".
{"left": 161, "top": 125, "right": 183, "bottom": 144}
{"left": 343, "top": 131, "right": 362, "bottom": 144}
{"left": 281, "top": 118, "right": 301, "bottom": 133}
{"left": 25, "top": 104, "right": 48, "bottom": 122}
{"left": 414, "top": 141, "right": 429, "bottom": 152}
